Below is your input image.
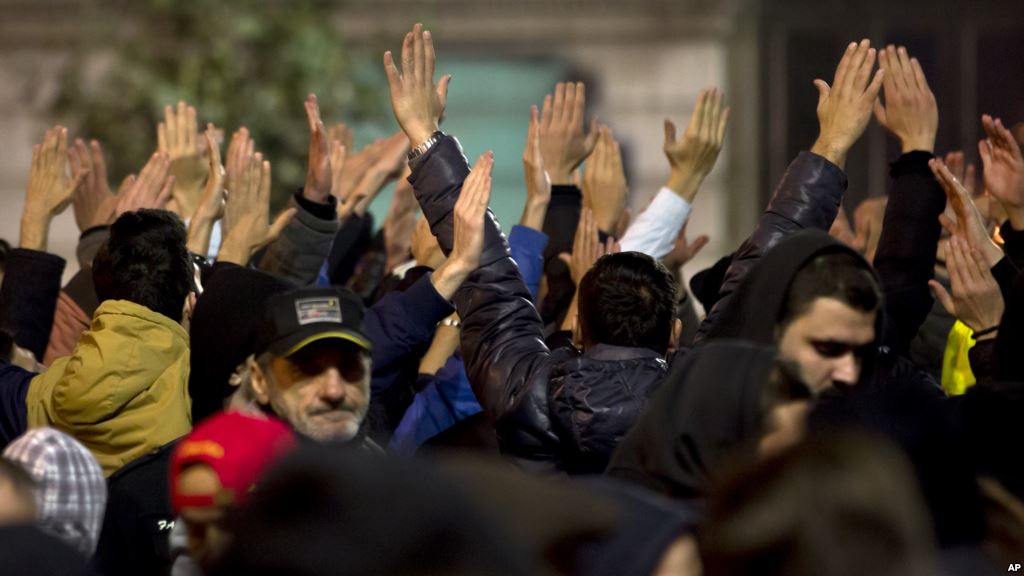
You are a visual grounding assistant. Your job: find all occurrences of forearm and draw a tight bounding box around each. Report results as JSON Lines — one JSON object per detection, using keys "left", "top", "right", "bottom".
{"left": 519, "top": 199, "right": 549, "bottom": 232}
{"left": 619, "top": 187, "right": 693, "bottom": 259}
{"left": 508, "top": 225, "right": 549, "bottom": 302}
{"left": 18, "top": 212, "right": 51, "bottom": 253}
{"left": 874, "top": 151, "right": 945, "bottom": 355}
{"left": 0, "top": 249, "right": 66, "bottom": 360}
{"left": 256, "top": 192, "right": 339, "bottom": 285}
{"left": 186, "top": 212, "right": 217, "bottom": 257}
{"left": 366, "top": 272, "right": 455, "bottom": 393}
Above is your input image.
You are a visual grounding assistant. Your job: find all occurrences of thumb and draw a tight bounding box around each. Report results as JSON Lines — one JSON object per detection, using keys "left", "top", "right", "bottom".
{"left": 689, "top": 234, "right": 710, "bottom": 258}
{"left": 437, "top": 75, "right": 452, "bottom": 108}
{"left": 872, "top": 99, "right": 888, "bottom": 128}
{"left": 156, "top": 176, "right": 175, "bottom": 208}
{"left": 557, "top": 252, "right": 573, "bottom": 269}
{"left": 265, "top": 208, "right": 299, "bottom": 247}
{"left": 813, "top": 79, "right": 830, "bottom": 107}
{"left": 929, "top": 280, "right": 955, "bottom": 316}
{"left": 583, "top": 117, "right": 600, "bottom": 154}
{"left": 663, "top": 118, "right": 677, "bottom": 146}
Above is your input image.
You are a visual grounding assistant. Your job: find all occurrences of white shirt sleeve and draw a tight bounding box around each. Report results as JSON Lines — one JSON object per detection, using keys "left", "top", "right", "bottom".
{"left": 618, "top": 186, "right": 692, "bottom": 259}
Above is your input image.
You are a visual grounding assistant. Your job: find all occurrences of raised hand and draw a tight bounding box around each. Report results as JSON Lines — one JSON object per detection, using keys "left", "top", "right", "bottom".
{"left": 21, "top": 126, "right": 85, "bottom": 250}
{"left": 218, "top": 152, "right": 297, "bottom": 266}
{"left": 539, "top": 81, "right": 599, "bottom": 185}
{"left": 663, "top": 87, "right": 729, "bottom": 202}
{"left": 348, "top": 132, "right": 403, "bottom": 217}
{"left": 558, "top": 207, "right": 617, "bottom": 288}
{"left": 520, "top": 104, "right": 551, "bottom": 231}
{"left": 429, "top": 152, "right": 493, "bottom": 300}
{"left": 662, "top": 222, "right": 709, "bottom": 272}
{"left": 810, "top": 39, "right": 885, "bottom": 169}
{"left": 978, "top": 114, "right": 1024, "bottom": 230}
{"left": 69, "top": 138, "right": 117, "bottom": 231}
{"left": 582, "top": 126, "right": 628, "bottom": 234}
{"left": 929, "top": 236, "right": 1005, "bottom": 337}
{"left": 852, "top": 196, "right": 888, "bottom": 262}
{"left": 158, "top": 101, "right": 206, "bottom": 216}
{"left": 333, "top": 138, "right": 379, "bottom": 218}
{"left": 558, "top": 207, "right": 619, "bottom": 336}
{"left": 114, "top": 152, "right": 175, "bottom": 216}
{"left": 327, "top": 122, "right": 354, "bottom": 153}
{"left": 303, "top": 94, "right": 332, "bottom": 203}
{"left": 929, "top": 158, "right": 1004, "bottom": 268}
{"left": 224, "top": 127, "right": 254, "bottom": 194}
{"left": 187, "top": 128, "right": 227, "bottom": 256}
{"left": 873, "top": 45, "right": 937, "bottom": 154}
{"left": 943, "top": 151, "right": 977, "bottom": 197}
{"left": 384, "top": 22, "right": 451, "bottom": 147}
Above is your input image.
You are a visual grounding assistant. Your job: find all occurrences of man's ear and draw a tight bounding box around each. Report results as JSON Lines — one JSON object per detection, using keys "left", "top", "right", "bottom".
{"left": 248, "top": 355, "right": 272, "bottom": 406}
{"left": 671, "top": 318, "right": 683, "bottom": 348}
{"left": 180, "top": 292, "right": 198, "bottom": 329}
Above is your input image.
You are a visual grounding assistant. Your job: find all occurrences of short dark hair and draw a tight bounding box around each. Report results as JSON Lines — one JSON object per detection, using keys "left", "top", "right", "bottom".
{"left": 780, "top": 252, "right": 881, "bottom": 328}
{"left": 93, "top": 209, "right": 195, "bottom": 322}
{"left": 577, "top": 252, "right": 678, "bottom": 355}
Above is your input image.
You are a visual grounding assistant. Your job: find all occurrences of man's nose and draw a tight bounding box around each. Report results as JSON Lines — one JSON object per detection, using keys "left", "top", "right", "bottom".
{"left": 829, "top": 352, "right": 861, "bottom": 386}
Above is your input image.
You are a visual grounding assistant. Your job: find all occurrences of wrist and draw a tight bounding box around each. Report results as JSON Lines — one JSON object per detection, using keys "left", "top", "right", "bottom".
{"left": 665, "top": 170, "right": 702, "bottom": 202}
{"left": 19, "top": 212, "right": 50, "bottom": 251}
{"left": 519, "top": 200, "right": 549, "bottom": 231}
{"left": 981, "top": 240, "right": 1005, "bottom": 269}
{"left": 302, "top": 183, "right": 331, "bottom": 204}
{"left": 1005, "top": 207, "right": 1024, "bottom": 232}
{"left": 406, "top": 124, "right": 438, "bottom": 150}
{"left": 972, "top": 325, "right": 999, "bottom": 341}
{"left": 899, "top": 134, "right": 935, "bottom": 154}
{"left": 548, "top": 169, "right": 574, "bottom": 186}
{"left": 810, "top": 138, "right": 848, "bottom": 170}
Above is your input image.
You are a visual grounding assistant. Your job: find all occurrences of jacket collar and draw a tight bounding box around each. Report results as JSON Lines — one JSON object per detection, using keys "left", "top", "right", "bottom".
{"left": 583, "top": 343, "right": 664, "bottom": 363}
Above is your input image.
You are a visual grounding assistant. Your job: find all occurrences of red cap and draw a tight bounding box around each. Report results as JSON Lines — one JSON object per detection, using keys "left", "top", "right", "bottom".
{"left": 170, "top": 412, "right": 296, "bottom": 512}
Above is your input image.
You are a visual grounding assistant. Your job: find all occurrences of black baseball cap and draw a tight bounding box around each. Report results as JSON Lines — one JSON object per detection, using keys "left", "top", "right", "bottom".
{"left": 254, "top": 287, "right": 372, "bottom": 357}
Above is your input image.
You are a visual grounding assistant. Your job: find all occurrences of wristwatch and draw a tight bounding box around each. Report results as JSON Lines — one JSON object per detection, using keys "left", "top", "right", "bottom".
{"left": 408, "top": 131, "right": 444, "bottom": 162}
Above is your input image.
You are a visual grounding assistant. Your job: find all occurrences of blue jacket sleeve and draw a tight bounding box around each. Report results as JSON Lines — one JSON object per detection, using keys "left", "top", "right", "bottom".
{"left": 364, "top": 272, "right": 455, "bottom": 395}
{"left": 388, "top": 356, "right": 482, "bottom": 454}
{"left": 508, "top": 225, "right": 549, "bottom": 302}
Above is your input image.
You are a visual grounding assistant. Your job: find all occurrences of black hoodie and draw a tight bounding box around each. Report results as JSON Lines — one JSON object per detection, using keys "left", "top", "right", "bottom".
{"left": 606, "top": 340, "right": 781, "bottom": 500}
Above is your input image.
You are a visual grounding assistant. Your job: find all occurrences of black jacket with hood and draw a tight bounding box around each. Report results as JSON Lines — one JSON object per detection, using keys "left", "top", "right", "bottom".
{"left": 697, "top": 149, "right": 947, "bottom": 393}
{"left": 606, "top": 340, "right": 782, "bottom": 499}
{"left": 408, "top": 134, "right": 667, "bottom": 475}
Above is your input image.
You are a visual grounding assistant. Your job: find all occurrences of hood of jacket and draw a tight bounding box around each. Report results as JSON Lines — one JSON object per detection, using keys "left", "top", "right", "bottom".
{"left": 548, "top": 344, "right": 668, "bottom": 475}
{"left": 705, "top": 229, "right": 883, "bottom": 346}
{"left": 27, "top": 299, "right": 192, "bottom": 476}
{"left": 606, "top": 340, "right": 779, "bottom": 500}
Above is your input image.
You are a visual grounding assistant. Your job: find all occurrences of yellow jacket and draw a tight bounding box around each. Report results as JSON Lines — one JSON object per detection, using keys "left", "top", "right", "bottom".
{"left": 27, "top": 300, "right": 192, "bottom": 476}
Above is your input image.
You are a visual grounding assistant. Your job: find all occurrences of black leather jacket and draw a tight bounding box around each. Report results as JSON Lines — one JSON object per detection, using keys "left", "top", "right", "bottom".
{"left": 409, "top": 135, "right": 667, "bottom": 474}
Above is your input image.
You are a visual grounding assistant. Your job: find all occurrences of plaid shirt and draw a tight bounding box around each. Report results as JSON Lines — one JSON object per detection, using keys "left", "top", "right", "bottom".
{"left": 4, "top": 427, "right": 107, "bottom": 555}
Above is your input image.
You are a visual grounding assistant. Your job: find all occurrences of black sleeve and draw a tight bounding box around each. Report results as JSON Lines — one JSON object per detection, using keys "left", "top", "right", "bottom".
{"left": 325, "top": 213, "right": 375, "bottom": 286}
{"left": 0, "top": 249, "right": 65, "bottom": 360}
{"left": 873, "top": 151, "right": 946, "bottom": 357}
{"left": 539, "top": 185, "right": 583, "bottom": 326}
{"left": 995, "top": 269, "right": 1024, "bottom": 382}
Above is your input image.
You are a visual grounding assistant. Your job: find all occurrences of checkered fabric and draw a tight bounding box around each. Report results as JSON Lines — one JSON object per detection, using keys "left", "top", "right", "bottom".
{"left": 4, "top": 427, "right": 107, "bottom": 555}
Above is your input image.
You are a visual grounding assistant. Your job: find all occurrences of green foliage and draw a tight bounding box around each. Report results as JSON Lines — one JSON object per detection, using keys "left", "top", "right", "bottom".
{"left": 52, "top": 0, "right": 386, "bottom": 208}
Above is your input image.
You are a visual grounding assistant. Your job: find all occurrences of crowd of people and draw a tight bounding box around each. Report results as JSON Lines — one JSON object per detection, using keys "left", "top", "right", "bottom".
{"left": 0, "top": 22, "right": 1021, "bottom": 575}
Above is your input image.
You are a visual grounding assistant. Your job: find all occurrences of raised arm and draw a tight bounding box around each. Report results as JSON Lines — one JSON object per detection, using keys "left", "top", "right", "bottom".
{"left": 385, "top": 24, "right": 557, "bottom": 440}
{"left": 697, "top": 40, "right": 883, "bottom": 341}
{"left": 870, "top": 45, "right": 945, "bottom": 355}
{"left": 619, "top": 88, "right": 728, "bottom": 259}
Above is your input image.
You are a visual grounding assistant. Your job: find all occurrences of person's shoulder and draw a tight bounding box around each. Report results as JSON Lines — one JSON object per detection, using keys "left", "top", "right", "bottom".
{"left": 108, "top": 439, "right": 180, "bottom": 485}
